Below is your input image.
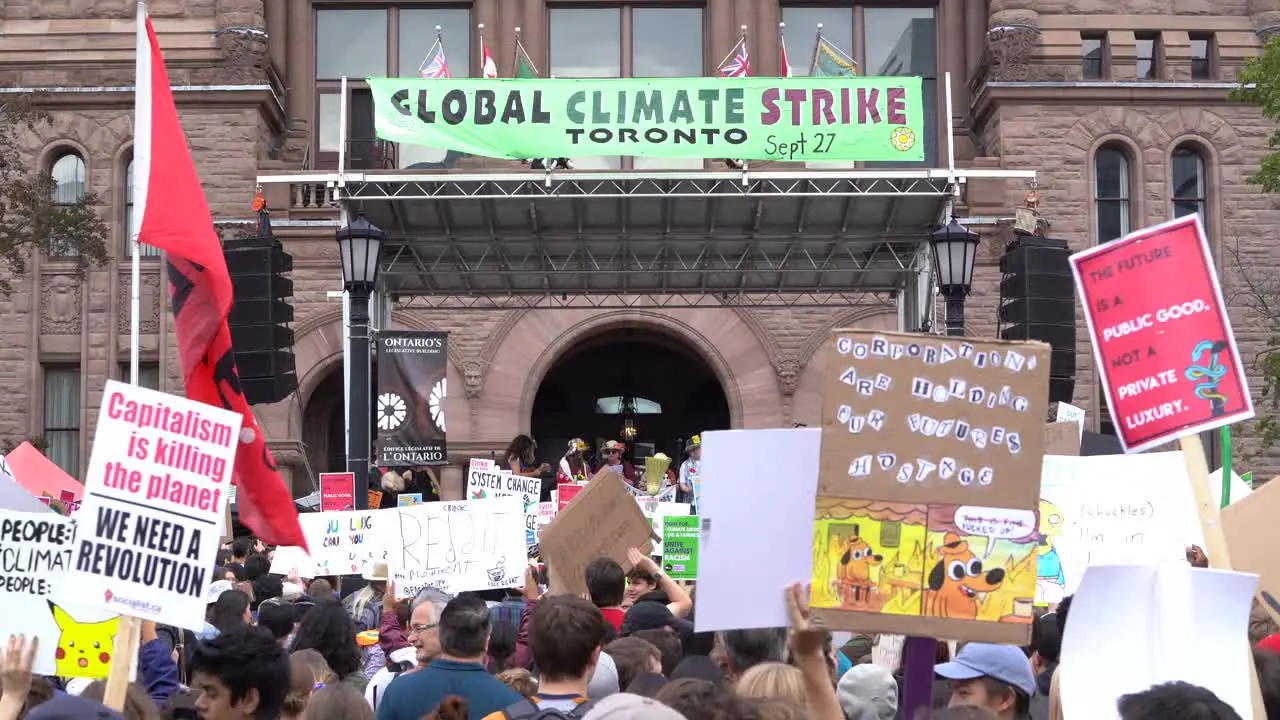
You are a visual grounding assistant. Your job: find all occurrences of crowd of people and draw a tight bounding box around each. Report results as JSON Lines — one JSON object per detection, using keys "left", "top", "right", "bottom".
{"left": 0, "top": 536, "right": 1276, "bottom": 719}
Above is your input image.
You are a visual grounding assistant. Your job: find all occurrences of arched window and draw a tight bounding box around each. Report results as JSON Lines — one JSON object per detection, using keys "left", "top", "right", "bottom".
{"left": 124, "top": 158, "right": 160, "bottom": 257}
{"left": 48, "top": 152, "right": 86, "bottom": 256}
{"left": 1093, "top": 145, "right": 1131, "bottom": 244}
{"left": 1172, "top": 144, "right": 1207, "bottom": 220}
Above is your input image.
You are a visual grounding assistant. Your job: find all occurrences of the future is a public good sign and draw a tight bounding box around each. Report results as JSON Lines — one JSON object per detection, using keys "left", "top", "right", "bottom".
{"left": 1071, "top": 215, "right": 1254, "bottom": 453}
{"left": 369, "top": 76, "right": 924, "bottom": 162}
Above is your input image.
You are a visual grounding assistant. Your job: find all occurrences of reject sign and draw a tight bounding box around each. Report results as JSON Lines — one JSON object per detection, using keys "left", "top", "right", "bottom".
{"left": 1069, "top": 216, "right": 1253, "bottom": 453}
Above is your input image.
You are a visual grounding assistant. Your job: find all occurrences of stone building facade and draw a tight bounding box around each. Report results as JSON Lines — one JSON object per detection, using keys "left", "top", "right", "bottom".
{"left": 2, "top": 0, "right": 1279, "bottom": 495}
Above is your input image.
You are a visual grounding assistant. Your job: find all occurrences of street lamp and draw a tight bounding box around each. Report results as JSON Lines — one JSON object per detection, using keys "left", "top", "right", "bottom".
{"left": 336, "top": 215, "right": 385, "bottom": 510}
{"left": 929, "top": 217, "right": 980, "bottom": 337}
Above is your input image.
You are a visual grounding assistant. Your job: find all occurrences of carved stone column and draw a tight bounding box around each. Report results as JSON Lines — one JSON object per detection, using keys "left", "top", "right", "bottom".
{"left": 1251, "top": 0, "right": 1280, "bottom": 40}
{"left": 985, "top": 1, "right": 1041, "bottom": 82}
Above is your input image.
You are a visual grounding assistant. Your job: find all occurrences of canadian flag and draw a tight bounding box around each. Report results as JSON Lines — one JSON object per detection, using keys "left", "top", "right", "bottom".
{"left": 481, "top": 37, "right": 498, "bottom": 79}
{"left": 132, "top": 4, "right": 306, "bottom": 547}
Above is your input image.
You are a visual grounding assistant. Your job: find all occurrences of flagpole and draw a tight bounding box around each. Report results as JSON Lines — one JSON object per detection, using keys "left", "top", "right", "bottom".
{"left": 716, "top": 25, "right": 747, "bottom": 71}
{"left": 130, "top": 0, "right": 148, "bottom": 389}
{"left": 778, "top": 21, "right": 789, "bottom": 77}
{"left": 478, "top": 22, "right": 485, "bottom": 71}
{"left": 810, "top": 23, "right": 823, "bottom": 77}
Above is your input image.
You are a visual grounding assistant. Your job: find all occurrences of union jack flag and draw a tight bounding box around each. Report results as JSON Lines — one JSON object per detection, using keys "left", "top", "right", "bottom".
{"left": 419, "top": 37, "right": 452, "bottom": 79}
{"left": 719, "top": 36, "right": 750, "bottom": 78}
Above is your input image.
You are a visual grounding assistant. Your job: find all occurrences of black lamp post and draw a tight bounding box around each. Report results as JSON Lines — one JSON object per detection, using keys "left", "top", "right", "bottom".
{"left": 929, "top": 216, "right": 981, "bottom": 337}
{"left": 336, "top": 215, "right": 385, "bottom": 510}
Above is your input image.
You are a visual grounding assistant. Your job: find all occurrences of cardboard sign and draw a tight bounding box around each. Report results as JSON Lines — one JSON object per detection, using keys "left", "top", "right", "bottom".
{"left": 467, "top": 461, "right": 541, "bottom": 545}
{"left": 368, "top": 489, "right": 385, "bottom": 509}
{"left": 387, "top": 498, "right": 525, "bottom": 599}
{"left": 320, "top": 472, "right": 356, "bottom": 512}
{"left": 1223, "top": 477, "right": 1280, "bottom": 624}
{"left": 662, "top": 515, "right": 700, "bottom": 580}
{"left": 1044, "top": 422, "right": 1080, "bottom": 457}
{"left": 541, "top": 469, "right": 654, "bottom": 596}
{"left": 810, "top": 330, "right": 1051, "bottom": 644}
{"left": 1070, "top": 215, "right": 1253, "bottom": 452}
{"left": 70, "top": 381, "right": 241, "bottom": 630}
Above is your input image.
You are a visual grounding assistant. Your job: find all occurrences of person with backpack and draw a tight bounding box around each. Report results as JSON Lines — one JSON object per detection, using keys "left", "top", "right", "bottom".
{"left": 484, "top": 595, "right": 610, "bottom": 719}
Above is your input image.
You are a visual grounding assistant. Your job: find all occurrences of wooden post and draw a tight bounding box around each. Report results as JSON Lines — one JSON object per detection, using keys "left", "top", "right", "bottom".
{"left": 1180, "top": 437, "right": 1265, "bottom": 720}
{"left": 102, "top": 616, "right": 141, "bottom": 710}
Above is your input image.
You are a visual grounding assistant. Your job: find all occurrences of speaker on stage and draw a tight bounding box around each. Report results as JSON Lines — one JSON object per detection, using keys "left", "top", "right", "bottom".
{"left": 225, "top": 208, "right": 297, "bottom": 405}
{"left": 998, "top": 232, "right": 1076, "bottom": 406}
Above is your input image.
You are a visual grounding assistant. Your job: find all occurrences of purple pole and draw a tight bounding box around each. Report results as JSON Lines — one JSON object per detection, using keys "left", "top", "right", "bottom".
{"left": 901, "top": 636, "right": 937, "bottom": 720}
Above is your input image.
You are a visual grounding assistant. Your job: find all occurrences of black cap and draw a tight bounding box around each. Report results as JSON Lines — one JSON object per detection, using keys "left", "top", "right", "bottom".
{"left": 28, "top": 696, "right": 125, "bottom": 720}
{"left": 621, "top": 601, "right": 693, "bottom": 636}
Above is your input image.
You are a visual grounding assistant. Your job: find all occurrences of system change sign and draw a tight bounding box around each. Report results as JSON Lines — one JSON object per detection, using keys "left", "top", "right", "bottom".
{"left": 1070, "top": 215, "right": 1254, "bottom": 453}
{"left": 368, "top": 76, "right": 925, "bottom": 162}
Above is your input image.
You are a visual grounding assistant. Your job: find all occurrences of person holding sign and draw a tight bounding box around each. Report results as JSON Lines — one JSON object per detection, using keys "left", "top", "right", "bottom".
{"left": 677, "top": 436, "right": 701, "bottom": 508}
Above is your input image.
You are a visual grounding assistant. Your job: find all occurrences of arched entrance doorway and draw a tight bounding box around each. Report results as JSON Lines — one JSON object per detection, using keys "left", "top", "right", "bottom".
{"left": 531, "top": 327, "right": 730, "bottom": 470}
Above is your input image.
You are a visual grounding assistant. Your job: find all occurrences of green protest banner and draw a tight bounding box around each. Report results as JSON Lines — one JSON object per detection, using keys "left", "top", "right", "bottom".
{"left": 662, "top": 515, "right": 700, "bottom": 580}
{"left": 368, "top": 76, "right": 925, "bottom": 162}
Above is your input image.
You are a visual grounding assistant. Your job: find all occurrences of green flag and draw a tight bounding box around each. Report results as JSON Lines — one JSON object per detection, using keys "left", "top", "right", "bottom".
{"left": 514, "top": 38, "right": 539, "bottom": 79}
{"left": 813, "top": 36, "right": 856, "bottom": 77}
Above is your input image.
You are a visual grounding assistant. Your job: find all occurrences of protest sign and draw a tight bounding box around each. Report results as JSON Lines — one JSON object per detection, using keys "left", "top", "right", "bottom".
{"left": 0, "top": 465, "right": 57, "bottom": 514}
{"left": 635, "top": 499, "right": 691, "bottom": 555}
{"left": 557, "top": 483, "right": 585, "bottom": 512}
{"left": 1224, "top": 476, "right": 1280, "bottom": 625}
{"left": 0, "top": 511, "right": 101, "bottom": 677}
{"left": 269, "top": 544, "right": 319, "bottom": 578}
{"left": 369, "top": 76, "right": 926, "bottom": 162}
{"left": 1070, "top": 215, "right": 1253, "bottom": 453}
{"left": 467, "top": 461, "right": 541, "bottom": 545}
{"left": 1044, "top": 422, "right": 1080, "bottom": 457}
{"left": 1038, "top": 453, "right": 1202, "bottom": 603}
{"left": 1054, "top": 402, "right": 1086, "bottom": 443}
{"left": 69, "top": 380, "right": 241, "bottom": 629}
{"left": 1060, "top": 565, "right": 1258, "bottom": 719}
{"left": 387, "top": 498, "right": 525, "bottom": 599}
{"left": 398, "top": 493, "right": 424, "bottom": 507}
{"left": 697, "top": 428, "right": 820, "bottom": 632}
{"left": 662, "top": 515, "right": 700, "bottom": 580}
{"left": 297, "top": 510, "right": 388, "bottom": 576}
{"left": 810, "top": 331, "right": 1050, "bottom": 644}
{"left": 541, "top": 469, "right": 654, "bottom": 596}
{"left": 368, "top": 489, "right": 384, "bottom": 509}
{"left": 320, "top": 472, "right": 356, "bottom": 512}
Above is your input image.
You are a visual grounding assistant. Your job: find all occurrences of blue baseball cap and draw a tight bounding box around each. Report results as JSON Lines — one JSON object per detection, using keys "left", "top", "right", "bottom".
{"left": 934, "top": 643, "right": 1036, "bottom": 697}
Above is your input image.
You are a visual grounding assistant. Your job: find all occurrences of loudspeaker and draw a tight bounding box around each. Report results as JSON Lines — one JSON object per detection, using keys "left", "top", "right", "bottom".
{"left": 998, "top": 233, "right": 1077, "bottom": 405}
{"left": 225, "top": 235, "right": 297, "bottom": 405}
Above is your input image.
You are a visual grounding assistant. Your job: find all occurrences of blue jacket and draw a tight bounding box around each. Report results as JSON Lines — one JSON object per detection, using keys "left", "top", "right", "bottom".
{"left": 139, "top": 638, "right": 181, "bottom": 708}
{"left": 375, "top": 659, "right": 521, "bottom": 720}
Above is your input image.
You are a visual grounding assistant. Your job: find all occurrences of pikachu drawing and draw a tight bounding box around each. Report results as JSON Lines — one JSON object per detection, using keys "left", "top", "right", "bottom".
{"left": 47, "top": 601, "right": 120, "bottom": 678}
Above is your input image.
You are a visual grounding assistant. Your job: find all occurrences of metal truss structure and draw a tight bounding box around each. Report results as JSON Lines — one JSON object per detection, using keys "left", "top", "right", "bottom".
{"left": 260, "top": 168, "right": 1035, "bottom": 310}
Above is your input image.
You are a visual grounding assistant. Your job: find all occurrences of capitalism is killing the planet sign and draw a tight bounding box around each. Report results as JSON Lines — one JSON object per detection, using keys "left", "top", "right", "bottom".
{"left": 368, "top": 76, "right": 925, "bottom": 163}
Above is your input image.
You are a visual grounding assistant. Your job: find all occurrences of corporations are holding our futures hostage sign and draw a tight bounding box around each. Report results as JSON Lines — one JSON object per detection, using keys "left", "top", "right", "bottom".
{"left": 368, "top": 76, "right": 925, "bottom": 162}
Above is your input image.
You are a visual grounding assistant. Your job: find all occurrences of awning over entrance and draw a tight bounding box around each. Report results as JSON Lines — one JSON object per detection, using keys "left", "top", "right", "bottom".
{"left": 336, "top": 169, "right": 952, "bottom": 308}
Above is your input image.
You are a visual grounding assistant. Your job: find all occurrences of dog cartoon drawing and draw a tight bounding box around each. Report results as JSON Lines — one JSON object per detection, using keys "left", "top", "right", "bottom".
{"left": 836, "top": 525, "right": 883, "bottom": 606}
{"left": 923, "top": 531, "right": 1006, "bottom": 619}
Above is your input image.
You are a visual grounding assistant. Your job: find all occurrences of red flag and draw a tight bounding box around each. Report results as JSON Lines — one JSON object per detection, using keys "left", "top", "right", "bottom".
{"left": 134, "top": 12, "right": 306, "bottom": 548}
